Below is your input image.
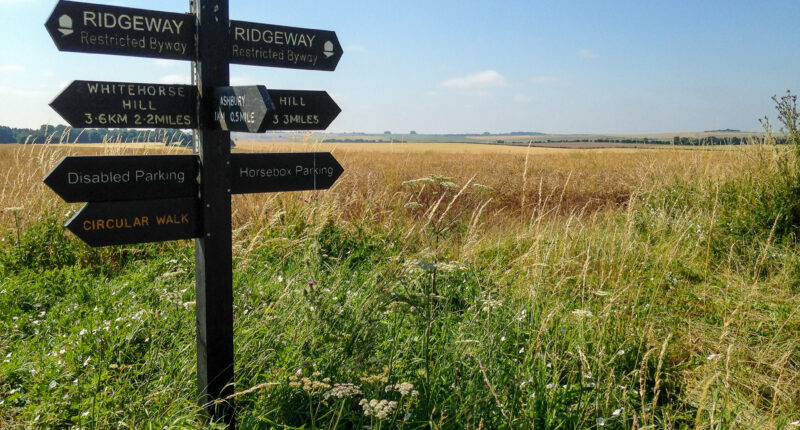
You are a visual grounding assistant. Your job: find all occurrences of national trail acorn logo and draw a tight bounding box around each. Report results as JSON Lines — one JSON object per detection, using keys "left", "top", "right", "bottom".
{"left": 58, "top": 14, "right": 73, "bottom": 36}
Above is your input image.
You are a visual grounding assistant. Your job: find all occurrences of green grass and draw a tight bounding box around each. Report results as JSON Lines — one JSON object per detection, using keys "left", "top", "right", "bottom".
{"left": 1, "top": 148, "right": 800, "bottom": 429}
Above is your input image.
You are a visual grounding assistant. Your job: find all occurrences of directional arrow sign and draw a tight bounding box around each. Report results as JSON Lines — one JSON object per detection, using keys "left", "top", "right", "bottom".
{"left": 66, "top": 198, "right": 201, "bottom": 247}
{"left": 45, "top": 0, "right": 195, "bottom": 60}
{"left": 50, "top": 81, "right": 197, "bottom": 129}
{"left": 229, "top": 21, "right": 343, "bottom": 71}
{"left": 213, "top": 86, "right": 275, "bottom": 133}
{"left": 44, "top": 155, "right": 198, "bottom": 203}
{"left": 263, "top": 90, "right": 341, "bottom": 131}
{"left": 231, "top": 152, "right": 343, "bottom": 194}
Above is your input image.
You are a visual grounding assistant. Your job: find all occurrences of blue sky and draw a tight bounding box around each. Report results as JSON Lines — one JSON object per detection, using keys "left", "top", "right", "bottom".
{"left": 1, "top": 0, "right": 799, "bottom": 134}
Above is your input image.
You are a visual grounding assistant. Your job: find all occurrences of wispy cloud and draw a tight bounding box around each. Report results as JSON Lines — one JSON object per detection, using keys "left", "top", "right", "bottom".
{"left": 577, "top": 49, "right": 598, "bottom": 59}
{"left": 0, "top": 64, "right": 24, "bottom": 72}
{"left": 514, "top": 94, "right": 532, "bottom": 103}
{"left": 531, "top": 75, "right": 569, "bottom": 85}
{"left": 442, "top": 70, "right": 509, "bottom": 89}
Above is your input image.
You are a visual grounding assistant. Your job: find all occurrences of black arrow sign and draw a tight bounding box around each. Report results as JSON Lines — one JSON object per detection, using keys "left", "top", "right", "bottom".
{"left": 231, "top": 152, "right": 343, "bottom": 194}
{"left": 263, "top": 89, "right": 341, "bottom": 131}
{"left": 229, "top": 21, "right": 343, "bottom": 71}
{"left": 44, "top": 155, "right": 198, "bottom": 203}
{"left": 213, "top": 86, "right": 275, "bottom": 133}
{"left": 66, "top": 198, "right": 201, "bottom": 247}
{"left": 45, "top": 0, "right": 195, "bottom": 60}
{"left": 50, "top": 81, "right": 197, "bottom": 129}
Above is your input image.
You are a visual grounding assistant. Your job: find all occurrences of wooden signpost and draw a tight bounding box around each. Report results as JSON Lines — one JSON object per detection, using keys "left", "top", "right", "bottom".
{"left": 44, "top": 0, "right": 343, "bottom": 426}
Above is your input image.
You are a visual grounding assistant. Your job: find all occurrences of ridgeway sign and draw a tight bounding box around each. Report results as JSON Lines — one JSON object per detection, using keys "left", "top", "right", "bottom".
{"left": 45, "top": 0, "right": 195, "bottom": 60}
{"left": 229, "top": 21, "right": 342, "bottom": 71}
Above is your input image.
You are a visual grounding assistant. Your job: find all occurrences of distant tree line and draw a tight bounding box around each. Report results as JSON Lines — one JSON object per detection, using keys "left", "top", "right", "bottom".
{"left": 671, "top": 136, "right": 763, "bottom": 145}
{"left": 0, "top": 124, "right": 192, "bottom": 146}
{"left": 322, "top": 138, "right": 406, "bottom": 143}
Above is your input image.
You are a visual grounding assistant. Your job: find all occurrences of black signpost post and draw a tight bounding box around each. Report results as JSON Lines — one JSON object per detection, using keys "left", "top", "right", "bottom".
{"left": 192, "top": 0, "right": 235, "bottom": 425}
{"left": 44, "top": 0, "right": 343, "bottom": 427}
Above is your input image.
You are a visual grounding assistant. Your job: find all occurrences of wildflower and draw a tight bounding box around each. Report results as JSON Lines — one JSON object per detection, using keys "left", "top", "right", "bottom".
{"left": 612, "top": 408, "right": 623, "bottom": 417}
{"left": 596, "top": 417, "right": 606, "bottom": 427}
{"left": 707, "top": 353, "right": 721, "bottom": 360}
{"left": 324, "top": 383, "right": 362, "bottom": 400}
{"left": 308, "top": 281, "right": 315, "bottom": 287}
{"left": 571, "top": 309, "right": 593, "bottom": 318}
{"left": 277, "top": 275, "right": 284, "bottom": 283}
{"left": 546, "top": 383, "right": 556, "bottom": 390}
{"left": 385, "top": 382, "right": 417, "bottom": 397}
{"left": 360, "top": 398, "right": 398, "bottom": 420}
{"left": 401, "top": 177, "right": 435, "bottom": 186}
{"left": 79, "top": 329, "right": 88, "bottom": 336}
{"left": 480, "top": 297, "right": 502, "bottom": 312}
{"left": 49, "top": 380, "right": 57, "bottom": 389}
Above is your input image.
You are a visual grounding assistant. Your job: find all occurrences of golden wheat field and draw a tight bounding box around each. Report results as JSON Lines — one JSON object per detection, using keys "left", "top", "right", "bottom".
{"left": 1, "top": 141, "right": 742, "bottom": 231}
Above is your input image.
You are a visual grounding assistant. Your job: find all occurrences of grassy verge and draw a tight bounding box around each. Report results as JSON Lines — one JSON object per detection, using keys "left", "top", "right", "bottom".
{"left": 0, "top": 143, "right": 799, "bottom": 428}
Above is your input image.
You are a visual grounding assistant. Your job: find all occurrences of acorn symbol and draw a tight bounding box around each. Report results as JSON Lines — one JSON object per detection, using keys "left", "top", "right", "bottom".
{"left": 323, "top": 41, "right": 334, "bottom": 58}
{"left": 58, "top": 14, "right": 74, "bottom": 36}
